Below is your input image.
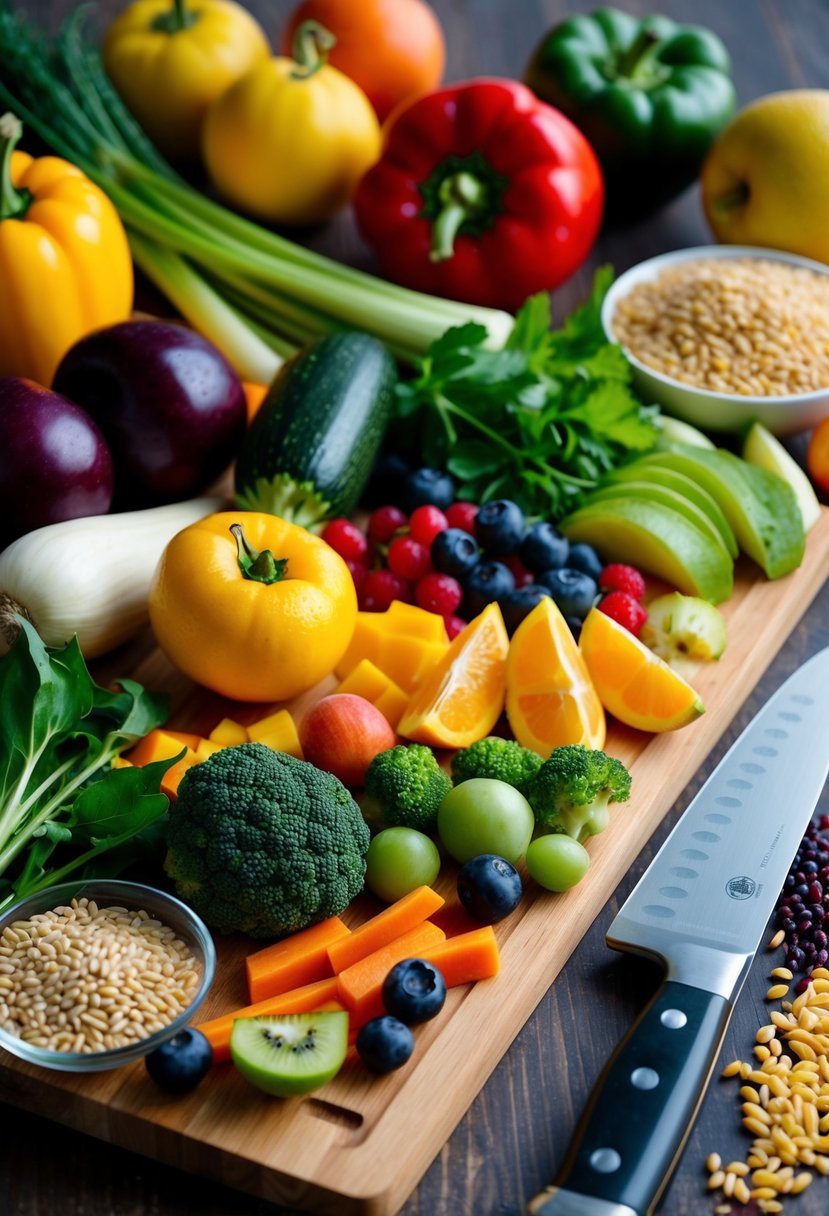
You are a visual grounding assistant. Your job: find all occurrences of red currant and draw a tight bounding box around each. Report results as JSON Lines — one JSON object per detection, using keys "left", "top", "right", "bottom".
{"left": 367, "top": 504, "right": 408, "bottom": 543}
{"left": 501, "top": 553, "right": 534, "bottom": 588}
{"left": 387, "top": 535, "right": 431, "bottom": 581}
{"left": 445, "top": 501, "right": 479, "bottom": 533}
{"left": 415, "top": 572, "right": 463, "bottom": 616}
{"left": 321, "top": 517, "right": 368, "bottom": 562}
{"left": 408, "top": 504, "right": 449, "bottom": 547}
{"left": 361, "top": 569, "right": 410, "bottom": 612}
{"left": 443, "top": 614, "right": 468, "bottom": 640}
{"left": 344, "top": 558, "right": 368, "bottom": 597}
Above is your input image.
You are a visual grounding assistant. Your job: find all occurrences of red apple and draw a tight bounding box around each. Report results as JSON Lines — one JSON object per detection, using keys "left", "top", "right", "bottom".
{"left": 299, "top": 694, "right": 396, "bottom": 788}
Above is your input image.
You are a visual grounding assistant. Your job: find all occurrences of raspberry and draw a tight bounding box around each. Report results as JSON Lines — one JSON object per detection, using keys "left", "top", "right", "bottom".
{"left": 367, "top": 505, "right": 408, "bottom": 543}
{"left": 599, "top": 590, "right": 648, "bottom": 637}
{"left": 445, "top": 501, "right": 479, "bottom": 534}
{"left": 361, "top": 569, "right": 410, "bottom": 612}
{"left": 387, "top": 536, "right": 431, "bottom": 581}
{"left": 321, "top": 517, "right": 368, "bottom": 562}
{"left": 415, "top": 572, "right": 462, "bottom": 616}
{"left": 598, "top": 563, "right": 646, "bottom": 601}
{"left": 408, "top": 504, "right": 449, "bottom": 547}
{"left": 443, "top": 614, "right": 468, "bottom": 640}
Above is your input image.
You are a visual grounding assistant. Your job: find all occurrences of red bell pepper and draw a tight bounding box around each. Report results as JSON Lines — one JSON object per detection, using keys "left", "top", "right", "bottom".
{"left": 353, "top": 78, "right": 604, "bottom": 313}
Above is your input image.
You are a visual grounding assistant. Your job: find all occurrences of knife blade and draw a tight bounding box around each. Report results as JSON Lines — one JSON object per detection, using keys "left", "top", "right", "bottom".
{"left": 528, "top": 645, "right": 829, "bottom": 1216}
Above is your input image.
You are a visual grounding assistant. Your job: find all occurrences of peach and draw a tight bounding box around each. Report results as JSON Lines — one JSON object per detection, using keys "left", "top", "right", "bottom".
{"left": 299, "top": 694, "right": 396, "bottom": 788}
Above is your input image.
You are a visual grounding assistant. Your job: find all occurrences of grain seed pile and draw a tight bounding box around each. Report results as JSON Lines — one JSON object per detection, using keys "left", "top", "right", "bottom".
{"left": 611, "top": 257, "right": 829, "bottom": 398}
{"left": 0, "top": 897, "right": 200, "bottom": 1054}
{"left": 706, "top": 952, "right": 829, "bottom": 1212}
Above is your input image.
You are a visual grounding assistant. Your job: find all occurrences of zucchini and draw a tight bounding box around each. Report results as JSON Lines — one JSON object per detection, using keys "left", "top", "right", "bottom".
{"left": 234, "top": 332, "right": 396, "bottom": 526}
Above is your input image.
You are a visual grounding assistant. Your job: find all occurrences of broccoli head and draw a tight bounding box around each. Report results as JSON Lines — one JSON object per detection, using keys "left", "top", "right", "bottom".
{"left": 164, "top": 742, "right": 370, "bottom": 939}
{"left": 526, "top": 744, "right": 631, "bottom": 842}
{"left": 451, "top": 736, "right": 542, "bottom": 794}
{"left": 362, "top": 743, "right": 451, "bottom": 832}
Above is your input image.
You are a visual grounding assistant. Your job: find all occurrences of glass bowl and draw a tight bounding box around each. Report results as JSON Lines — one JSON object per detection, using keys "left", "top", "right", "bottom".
{"left": 601, "top": 244, "right": 829, "bottom": 437}
{"left": 0, "top": 879, "right": 216, "bottom": 1072}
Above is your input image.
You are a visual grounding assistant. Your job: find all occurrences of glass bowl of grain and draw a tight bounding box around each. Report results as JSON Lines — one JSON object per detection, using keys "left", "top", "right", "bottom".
{"left": 0, "top": 880, "right": 216, "bottom": 1072}
{"left": 601, "top": 245, "right": 829, "bottom": 436}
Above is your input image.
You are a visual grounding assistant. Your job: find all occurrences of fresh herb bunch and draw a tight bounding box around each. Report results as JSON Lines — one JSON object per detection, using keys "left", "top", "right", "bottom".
{"left": 396, "top": 269, "right": 660, "bottom": 518}
{"left": 0, "top": 620, "right": 171, "bottom": 914}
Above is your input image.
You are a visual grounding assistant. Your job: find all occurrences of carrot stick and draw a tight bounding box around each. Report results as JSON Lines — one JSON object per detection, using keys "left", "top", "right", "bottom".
{"left": 196, "top": 976, "right": 340, "bottom": 1064}
{"left": 336, "top": 921, "right": 446, "bottom": 1027}
{"left": 327, "top": 885, "right": 444, "bottom": 974}
{"left": 418, "top": 925, "right": 501, "bottom": 985}
{"left": 245, "top": 916, "right": 350, "bottom": 1003}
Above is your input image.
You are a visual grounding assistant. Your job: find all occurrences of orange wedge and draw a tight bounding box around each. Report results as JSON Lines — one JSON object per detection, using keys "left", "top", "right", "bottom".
{"left": 579, "top": 606, "right": 705, "bottom": 732}
{"left": 505, "top": 597, "right": 606, "bottom": 757}
{"left": 397, "top": 602, "right": 509, "bottom": 748}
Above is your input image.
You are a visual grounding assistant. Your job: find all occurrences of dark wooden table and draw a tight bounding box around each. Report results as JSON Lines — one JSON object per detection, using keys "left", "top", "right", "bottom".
{"left": 8, "top": 1, "right": 829, "bottom": 1213}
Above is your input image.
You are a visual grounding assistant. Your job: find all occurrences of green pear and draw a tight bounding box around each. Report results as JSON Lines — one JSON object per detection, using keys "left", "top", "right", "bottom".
{"left": 742, "top": 422, "right": 821, "bottom": 533}
{"left": 655, "top": 415, "right": 716, "bottom": 451}
{"left": 560, "top": 497, "right": 734, "bottom": 604}
{"left": 602, "top": 463, "right": 738, "bottom": 557}
{"left": 638, "top": 445, "right": 805, "bottom": 579}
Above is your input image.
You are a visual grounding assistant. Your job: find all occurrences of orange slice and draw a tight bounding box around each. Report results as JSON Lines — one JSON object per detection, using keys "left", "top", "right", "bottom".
{"left": 397, "top": 602, "right": 509, "bottom": 748}
{"left": 579, "top": 606, "right": 705, "bottom": 732}
{"left": 505, "top": 597, "right": 605, "bottom": 757}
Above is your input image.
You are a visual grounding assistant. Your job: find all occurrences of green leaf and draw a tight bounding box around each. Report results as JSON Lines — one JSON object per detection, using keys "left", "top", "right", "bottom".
{"left": 507, "top": 292, "right": 552, "bottom": 354}
{"left": 446, "top": 440, "right": 509, "bottom": 481}
{"left": 69, "top": 755, "right": 174, "bottom": 845}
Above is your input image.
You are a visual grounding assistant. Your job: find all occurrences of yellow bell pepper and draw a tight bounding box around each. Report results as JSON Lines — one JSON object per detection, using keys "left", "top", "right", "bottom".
{"left": 0, "top": 114, "right": 133, "bottom": 387}
{"left": 148, "top": 511, "right": 358, "bottom": 702}
{"left": 201, "top": 21, "right": 382, "bottom": 225}
{"left": 102, "top": 0, "right": 270, "bottom": 163}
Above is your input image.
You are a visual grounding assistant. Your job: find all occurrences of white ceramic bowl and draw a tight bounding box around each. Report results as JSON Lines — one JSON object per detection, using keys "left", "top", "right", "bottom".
{"left": 601, "top": 245, "right": 829, "bottom": 436}
{"left": 0, "top": 880, "right": 216, "bottom": 1072}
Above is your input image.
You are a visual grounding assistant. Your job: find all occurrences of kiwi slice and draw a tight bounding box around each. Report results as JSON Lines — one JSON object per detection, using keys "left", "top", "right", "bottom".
{"left": 230, "top": 1011, "right": 348, "bottom": 1097}
{"left": 641, "top": 592, "right": 728, "bottom": 663}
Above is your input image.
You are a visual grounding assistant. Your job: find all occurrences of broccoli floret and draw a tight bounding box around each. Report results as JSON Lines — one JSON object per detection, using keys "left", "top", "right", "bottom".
{"left": 451, "top": 736, "right": 542, "bottom": 794}
{"left": 526, "top": 744, "right": 631, "bottom": 842}
{"left": 362, "top": 743, "right": 451, "bottom": 832}
{"left": 164, "top": 743, "right": 369, "bottom": 939}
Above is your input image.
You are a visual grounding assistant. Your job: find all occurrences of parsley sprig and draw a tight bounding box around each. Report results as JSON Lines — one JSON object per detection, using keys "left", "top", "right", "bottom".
{"left": 395, "top": 268, "right": 660, "bottom": 519}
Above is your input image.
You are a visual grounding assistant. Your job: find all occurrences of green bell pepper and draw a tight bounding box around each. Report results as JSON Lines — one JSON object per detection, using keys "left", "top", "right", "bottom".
{"left": 523, "top": 8, "right": 737, "bottom": 222}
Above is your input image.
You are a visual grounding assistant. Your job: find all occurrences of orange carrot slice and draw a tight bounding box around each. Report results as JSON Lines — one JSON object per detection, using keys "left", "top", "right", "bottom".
{"left": 245, "top": 916, "right": 350, "bottom": 1003}
{"left": 126, "top": 729, "right": 189, "bottom": 768}
{"left": 335, "top": 921, "right": 446, "bottom": 1027}
{"left": 419, "top": 925, "right": 501, "bottom": 985}
{"left": 196, "top": 976, "right": 340, "bottom": 1064}
{"left": 327, "top": 885, "right": 444, "bottom": 974}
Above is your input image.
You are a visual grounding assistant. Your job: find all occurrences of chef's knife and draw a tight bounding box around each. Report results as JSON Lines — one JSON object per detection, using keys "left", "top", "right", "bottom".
{"left": 528, "top": 645, "right": 829, "bottom": 1216}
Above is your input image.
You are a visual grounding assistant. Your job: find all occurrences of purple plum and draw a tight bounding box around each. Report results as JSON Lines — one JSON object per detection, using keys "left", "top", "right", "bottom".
{"left": 53, "top": 321, "right": 247, "bottom": 508}
{"left": 0, "top": 377, "right": 113, "bottom": 549}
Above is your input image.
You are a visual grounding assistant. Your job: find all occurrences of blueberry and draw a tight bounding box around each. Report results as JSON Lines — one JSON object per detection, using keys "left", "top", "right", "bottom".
{"left": 431, "top": 527, "right": 480, "bottom": 578}
{"left": 457, "top": 854, "right": 523, "bottom": 923}
{"left": 474, "top": 499, "right": 526, "bottom": 555}
{"left": 462, "top": 560, "right": 515, "bottom": 618}
{"left": 401, "top": 467, "right": 456, "bottom": 512}
{"left": 500, "top": 584, "right": 552, "bottom": 635}
{"left": 382, "top": 958, "right": 447, "bottom": 1024}
{"left": 536, "top": 567, "right": 598, "bottom": 619}
{"left": 362, "top": 449, "right": 413, "bottom": 510}
{"left": 566, "top": 616, "right": 583, "bottom": 642}
{"left": 566, "top": 542, "right": 604, "bottom": 581}
{"left": 355, "top": 1015, "right": 415, "bottom": 1074}
{"left": 518, "top": 522, "right": 570, "bottom": 574}
{"left": 145, "top": 1027, "right": 213, "bottom": 1094}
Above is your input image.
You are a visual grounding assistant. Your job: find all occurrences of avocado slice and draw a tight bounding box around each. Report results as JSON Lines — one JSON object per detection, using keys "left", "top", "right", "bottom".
{"left": 637, "top": 445, "right": 805, "bottom": 579}
{"left": 560, "top": 497, "right": 734, "bottom": 604}
{"left": 601, "top": 464, "right": 739, "bottom": 558}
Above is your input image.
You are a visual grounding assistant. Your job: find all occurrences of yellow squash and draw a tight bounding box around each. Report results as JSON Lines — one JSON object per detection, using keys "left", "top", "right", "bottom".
{"left": 0, "top": 114, "right": 133, "bottom": 386}
{"left": 102, "top": 0, "right": 270, "bottom": 163}
{"left": 148, "top": 511, "right": 358, "bottom": 702}
{"left": 202, "top": 21, "right": 381, "bottom": 225}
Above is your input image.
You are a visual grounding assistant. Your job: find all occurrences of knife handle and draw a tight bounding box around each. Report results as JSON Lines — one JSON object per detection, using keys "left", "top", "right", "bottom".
{"left": 527, "top": 979, "right": 732, "bottom": 1216}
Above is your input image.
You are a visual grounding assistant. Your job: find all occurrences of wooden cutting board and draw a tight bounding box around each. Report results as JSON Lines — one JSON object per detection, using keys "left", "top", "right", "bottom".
{"left": 2, "top": 511, "right": 829, "bottom": 1216}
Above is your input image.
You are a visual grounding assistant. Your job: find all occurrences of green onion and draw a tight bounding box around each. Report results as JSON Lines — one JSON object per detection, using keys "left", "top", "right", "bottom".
{"left": 0, "top": 2, "right": 514, "bottom": 376}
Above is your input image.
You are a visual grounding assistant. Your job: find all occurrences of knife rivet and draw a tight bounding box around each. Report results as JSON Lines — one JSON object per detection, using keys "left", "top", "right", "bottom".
{"left": 630, "top": 1067, "right": 659, "bottom": 1090}
{"left": 589, "top": 1148, "right": 621, "bottom": 1174}
{"left": 660, "top": 1009, "right": 687, "bottom": 1030}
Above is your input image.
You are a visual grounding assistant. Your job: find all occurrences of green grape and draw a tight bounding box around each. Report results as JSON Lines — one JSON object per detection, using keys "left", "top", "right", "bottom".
{"left": 525, "top": 834, "right": 590, "bottom": 892}
{"left": 437, "top": 778, "right": 534, "bottom": 865}
{"left": 365, "top": 828, "right": 441, "bottom": 903}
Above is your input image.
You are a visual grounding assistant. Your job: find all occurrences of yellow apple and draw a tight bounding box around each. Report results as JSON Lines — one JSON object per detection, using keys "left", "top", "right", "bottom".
{"left": 701, "top": 90, "right": 829, "bottom": 262}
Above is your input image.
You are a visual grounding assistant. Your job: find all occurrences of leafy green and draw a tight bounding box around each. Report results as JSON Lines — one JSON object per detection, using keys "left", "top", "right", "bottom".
{"left": 0, "top": 619, "right": 170, "bottom": 913}
{"left": 395, "top": 268, "right": 660, "bottom": 518}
